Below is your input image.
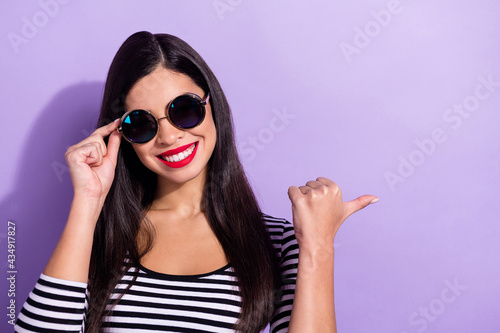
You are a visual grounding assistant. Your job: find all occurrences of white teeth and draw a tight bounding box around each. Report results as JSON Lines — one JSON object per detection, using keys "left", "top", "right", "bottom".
{"left": 160, "top": 144, "right": 195, "bottom": 162}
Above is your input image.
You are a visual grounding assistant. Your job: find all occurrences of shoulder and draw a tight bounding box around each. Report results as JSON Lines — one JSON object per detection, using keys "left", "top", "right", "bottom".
{"left": 263, "top": 214, "right": 294, "bottom": 238}
{"left": 262, "top": 213, "right": 292, "bottom": 229}
{"left": 262, "top": 214, "right": 297, "bottom": 260}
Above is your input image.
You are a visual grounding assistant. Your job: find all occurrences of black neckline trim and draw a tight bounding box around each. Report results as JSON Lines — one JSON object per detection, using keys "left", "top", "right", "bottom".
{"left": 138, "top": 263, "right": 232, "bottom": 280}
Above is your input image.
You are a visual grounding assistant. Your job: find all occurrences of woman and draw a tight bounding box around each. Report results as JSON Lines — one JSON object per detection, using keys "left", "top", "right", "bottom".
{"left": 15, "top": 31, "right": 377, "bottom": 333}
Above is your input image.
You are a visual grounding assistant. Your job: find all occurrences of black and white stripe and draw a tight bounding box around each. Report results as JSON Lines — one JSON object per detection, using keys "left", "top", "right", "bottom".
{"left": 16, "top": 216, "right": 298, "bottom": 333}
{"left": 16, "top": 275, "right": 87, "bottom": 332}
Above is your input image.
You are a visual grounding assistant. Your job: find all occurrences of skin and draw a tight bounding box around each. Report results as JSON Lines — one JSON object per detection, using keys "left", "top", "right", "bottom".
{"left": 287, "top": 180, "right": 377, "bottom": 332}
{"left": 125, "top": 67, "right": 224, "bottom": 275}
{"left": 43, "top": 66, "right": 378, "bottom": 332}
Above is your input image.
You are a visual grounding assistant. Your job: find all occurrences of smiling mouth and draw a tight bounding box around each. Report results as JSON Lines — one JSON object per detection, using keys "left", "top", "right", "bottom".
{"left": 158, "top": 143, "right": 196, "bottom": 162}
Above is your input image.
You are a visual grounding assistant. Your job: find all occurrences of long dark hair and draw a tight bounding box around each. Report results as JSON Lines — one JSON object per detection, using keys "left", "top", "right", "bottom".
{"left": 86, "top": 31, "right": 281, "bottom": 332}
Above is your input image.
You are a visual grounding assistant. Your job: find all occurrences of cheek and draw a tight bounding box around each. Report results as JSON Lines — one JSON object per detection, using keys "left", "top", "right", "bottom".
{"left": 204, "top": 109, "right": 217, "bottom": 143}
{"left": 204, "top": 119, "right": 217, "bottom": 147}
{"left": 132, "top": 145, "right": 152, "bottom": 165}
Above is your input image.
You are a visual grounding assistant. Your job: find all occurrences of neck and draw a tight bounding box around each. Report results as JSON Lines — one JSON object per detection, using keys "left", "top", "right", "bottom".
{"left": 151, "top": 170, "right": 206, "bottom": 218}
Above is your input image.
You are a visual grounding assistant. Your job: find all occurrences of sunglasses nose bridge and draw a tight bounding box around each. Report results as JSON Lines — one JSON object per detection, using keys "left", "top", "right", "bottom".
{"left": 155, "top": 115, "right": 185, "bottom": 145}
{"left": 157, "top": 115, "right": 180, "bottom": 131}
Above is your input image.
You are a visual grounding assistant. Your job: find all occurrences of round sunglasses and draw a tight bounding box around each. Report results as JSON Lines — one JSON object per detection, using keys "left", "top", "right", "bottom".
{"left": 118, "top": 92, "right": 209, "bottom": 144}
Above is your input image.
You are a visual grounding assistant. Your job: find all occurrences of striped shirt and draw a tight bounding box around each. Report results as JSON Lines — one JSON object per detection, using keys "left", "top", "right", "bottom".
{"left": 15, "top": 215, "right": 299, "bottom": 332}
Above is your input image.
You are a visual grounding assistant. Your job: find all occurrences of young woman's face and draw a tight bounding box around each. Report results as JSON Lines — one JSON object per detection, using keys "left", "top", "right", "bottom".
{"left": 124, "top": 66, "right": 216, "bottom": 185}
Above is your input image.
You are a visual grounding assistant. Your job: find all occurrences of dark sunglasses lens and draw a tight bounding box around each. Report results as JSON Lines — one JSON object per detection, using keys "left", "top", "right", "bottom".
{"left": 121, "top": 110, "right": 157, "bottom": 143}
{"left": 169, "top": 95, "right": 205, "bottom": 129}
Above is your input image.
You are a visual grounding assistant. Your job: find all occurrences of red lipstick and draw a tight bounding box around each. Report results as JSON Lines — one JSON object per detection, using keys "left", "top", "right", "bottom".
{"left": 156, "top": 142, "right": 198, "bottom": 168}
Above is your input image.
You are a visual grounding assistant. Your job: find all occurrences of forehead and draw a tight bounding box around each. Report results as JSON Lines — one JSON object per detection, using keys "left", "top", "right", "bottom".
{"left": 125, "top": 67, "right": 202, "bottom": 111}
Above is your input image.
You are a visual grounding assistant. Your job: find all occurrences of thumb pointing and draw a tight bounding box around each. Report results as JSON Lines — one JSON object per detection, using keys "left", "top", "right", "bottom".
{"left": 343, "top": 195, "right": 378, "bottom": 219}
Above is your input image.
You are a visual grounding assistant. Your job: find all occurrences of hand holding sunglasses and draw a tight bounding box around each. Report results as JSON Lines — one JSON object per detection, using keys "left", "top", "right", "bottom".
{"left": 65, "top": 119, "right": 122, "bottom": 200}
{"left": 118, "top": 92, "right": 209, "bottom": 144}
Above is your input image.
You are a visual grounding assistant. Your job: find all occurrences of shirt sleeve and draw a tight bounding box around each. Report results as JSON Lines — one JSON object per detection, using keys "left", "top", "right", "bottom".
{"left": 15, "top": 274, "right": 87, "bottom": 333}
{"left": 269, "top": 219, "right": 299, "bottom": 333}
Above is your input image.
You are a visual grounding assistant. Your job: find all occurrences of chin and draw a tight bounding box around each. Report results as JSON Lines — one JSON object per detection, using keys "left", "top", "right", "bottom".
{"left": 156, "top": 162, "right": 208, "bottom": 186}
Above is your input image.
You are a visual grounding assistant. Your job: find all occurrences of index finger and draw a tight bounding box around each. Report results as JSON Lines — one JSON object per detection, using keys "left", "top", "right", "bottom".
{"left": 92, "top": 118, "right": 121, "bottom": 138}
{"left": 316, "top": 177, "right": 336, "bottom": 187}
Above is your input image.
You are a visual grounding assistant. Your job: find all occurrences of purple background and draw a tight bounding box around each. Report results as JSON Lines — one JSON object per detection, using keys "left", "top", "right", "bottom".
{"left": 1, "top": 1, "right": 499, "bottom": 332}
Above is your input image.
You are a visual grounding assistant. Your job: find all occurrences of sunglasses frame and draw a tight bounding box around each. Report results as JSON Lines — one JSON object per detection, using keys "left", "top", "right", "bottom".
{"left": 117, "top": 92, "right": 210, "bottom": 144}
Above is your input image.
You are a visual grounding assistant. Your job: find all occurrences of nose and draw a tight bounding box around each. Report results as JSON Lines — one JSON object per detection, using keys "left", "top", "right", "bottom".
{"left": 155, "top": 117, "right": 185, "bottom": 146}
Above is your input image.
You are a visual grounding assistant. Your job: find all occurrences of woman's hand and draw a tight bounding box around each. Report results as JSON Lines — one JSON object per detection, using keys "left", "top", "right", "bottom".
{"left": 65, "top": 119, "right": 122, "bottom": 202}
{"left": 43, "top": 120, "right": 121, "bottom": 282}
{"left": 287, "top": 177, "right": 377, "bottom": 332}
{"left": 288, "top": 177, "right": 378, "bottom": 253}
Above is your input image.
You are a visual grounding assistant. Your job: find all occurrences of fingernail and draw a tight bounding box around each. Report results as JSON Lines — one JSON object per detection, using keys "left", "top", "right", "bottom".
{"left": 370, "top": 197, "right": 379, "bottom": 204}
{"left": 113, "top": 118, "right": 120, "bottom": 123}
